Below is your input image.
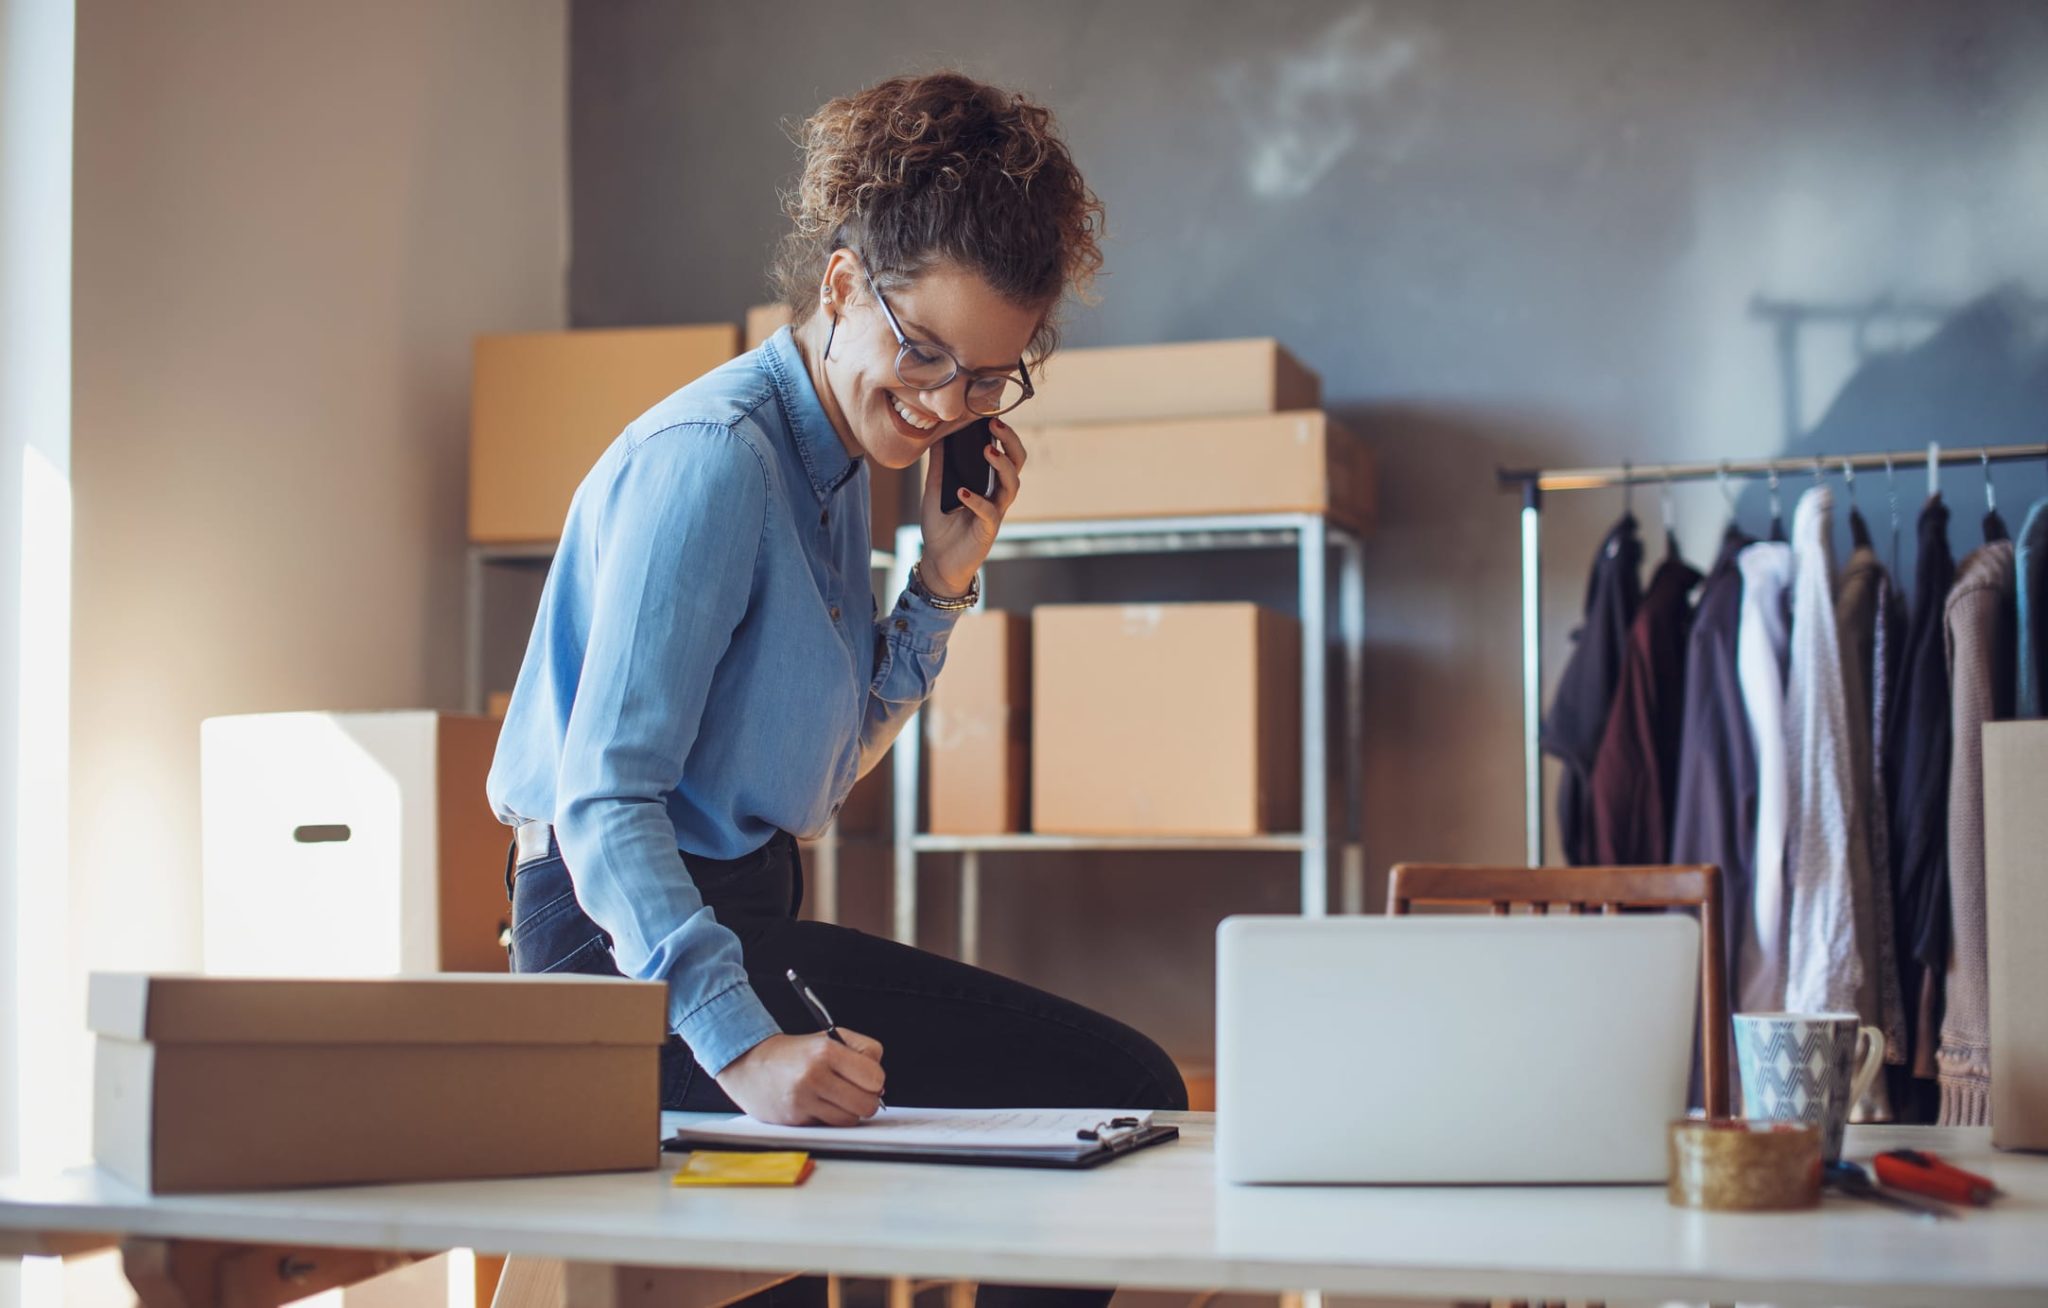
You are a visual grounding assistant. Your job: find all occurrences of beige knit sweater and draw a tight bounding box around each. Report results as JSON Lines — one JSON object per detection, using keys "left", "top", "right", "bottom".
{"left": 1939, "top": 540, "right": 2016, "bottom": 1126}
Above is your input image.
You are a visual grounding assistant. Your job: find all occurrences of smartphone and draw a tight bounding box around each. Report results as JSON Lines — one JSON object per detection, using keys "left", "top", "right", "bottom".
{"left": 940, "top": 417, "right": 998, "bottom": 513}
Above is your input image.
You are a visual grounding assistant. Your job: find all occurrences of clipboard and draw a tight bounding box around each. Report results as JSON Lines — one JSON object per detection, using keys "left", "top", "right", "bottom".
{"left": 664, "top": 1111, "right": 1180, "bottom": 1171}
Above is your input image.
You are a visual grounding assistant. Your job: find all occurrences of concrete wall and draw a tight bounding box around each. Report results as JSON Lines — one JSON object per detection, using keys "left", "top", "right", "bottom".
{"left": 68, "top": 0, "right": 567, "bottom": 1123}
{"left": 566, "top": 0, "right": 2048, "bottom": 1066}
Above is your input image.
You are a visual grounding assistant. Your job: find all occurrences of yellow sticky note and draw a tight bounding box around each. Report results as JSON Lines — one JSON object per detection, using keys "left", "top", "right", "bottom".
{"left": 672, "top": 1150, "right": 815, "bottom": 1187}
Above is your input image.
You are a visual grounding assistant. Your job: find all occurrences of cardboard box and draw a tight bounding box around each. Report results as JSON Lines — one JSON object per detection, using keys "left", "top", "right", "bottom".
{"left": 1017, "top": 338, "right": 1319, "bottom": 427}
{"left": 469, "top": 325, "right": 741, "bottom": 543}
{"left": 1007, "top": 411, "right": 1374, "bottom": 531}
{"left": 1032, "top": 604, "right": 1300, "bottom": 836}
{"left": 91, "top": 973, "right": 663, "bottom": 1192}
{"left": 746, "top": 302, "right": 792, "bottom": 350}
{"left": 870, "top": 462, "right": 907, "bottom": 555}
{"left": 201, "top": 712, "right": 510, "bottom": 976}
{"left": 1984, "top": 721, "right": 2048, "bottom": 1150}
{"left": 927, "top": 612, "right": 1031, "bottom": 833}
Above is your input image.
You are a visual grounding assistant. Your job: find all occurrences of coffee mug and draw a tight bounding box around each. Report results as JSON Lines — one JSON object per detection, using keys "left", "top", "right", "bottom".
{"left": 1733, "top": 1012, "right": 1885, "bottom": 1162}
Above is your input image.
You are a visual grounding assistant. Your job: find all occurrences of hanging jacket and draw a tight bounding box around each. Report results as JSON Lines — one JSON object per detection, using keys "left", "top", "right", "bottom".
{"left": 1541, "top": 514, "right": 1642, "bottom": 865}
{"left": 1783, "top": 486, "right": 1869, "bottom": 1022}
{"left": 1938, "top": 540, "right": 2016, "bottom": 1126}
{"left": 1838, "top": 537, "right": 1910, "bottom": 1101}
{"left": 1671, "top": 529, "right": 1756, "bottom": 987}
{"left": 2019, "top": 497, "right": 2048, "bottom": 718}
{"left": 1589, "top": 552, "right": 1702, "bottom": 865}
{"left": 1734, "top": 540, "right": 1794, "bottom": 1013}
{"left": 1888, "top": 495, "right": 1956, "bottom": 1115}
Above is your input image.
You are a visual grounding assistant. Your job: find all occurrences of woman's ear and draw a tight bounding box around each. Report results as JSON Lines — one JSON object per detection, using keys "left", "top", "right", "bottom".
{"left": 820, "top": 248, "right": 863, "bottom": 316}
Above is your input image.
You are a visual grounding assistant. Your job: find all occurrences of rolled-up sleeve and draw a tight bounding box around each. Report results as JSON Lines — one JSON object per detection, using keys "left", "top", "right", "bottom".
{"left": 554, "top": 424, "right": 784, "bottom": 1076}
{"left": 856, "top": 584, "right": 970, "bottom": 775}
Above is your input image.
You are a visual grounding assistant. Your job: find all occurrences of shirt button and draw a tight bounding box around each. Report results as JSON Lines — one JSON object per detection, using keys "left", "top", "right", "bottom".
{"left": 829, "top": 605, "right": 841, "bottom": 622}
{"left": 820, "top": 508, "right": 829, "bottom": 526}
{"left": 895, "top": 618, "right": 910, "bottom": 632}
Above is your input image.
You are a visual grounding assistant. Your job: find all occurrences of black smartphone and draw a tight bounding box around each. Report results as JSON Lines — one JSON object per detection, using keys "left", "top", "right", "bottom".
{"left": 940, "top": 417, "right": 998, "bottom": 513}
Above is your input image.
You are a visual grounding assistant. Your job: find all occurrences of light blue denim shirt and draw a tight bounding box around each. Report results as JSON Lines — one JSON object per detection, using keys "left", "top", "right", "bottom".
{"left": 486, "top": 326, "right": 964, "bottom": 1075}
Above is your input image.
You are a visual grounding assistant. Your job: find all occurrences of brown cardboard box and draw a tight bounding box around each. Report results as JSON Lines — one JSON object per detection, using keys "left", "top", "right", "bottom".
{"left": 1017, "top": 338, "right": 1319, "bottom": 427}
{"left": 469, "top": 325, "right": 740, "bottom": 543}
{"left": 927, "top": 612, "right": 1031, "bottom": 833}
{"left": 1984, "top": 721, "right": 2048, "bottom": 1150}
{"left": 746, "top": 302, "right": 792, "bottom": 350}
{"left": 1007, "top": 411, "right": 1374, "bottom": 531}
{"left": 200, "top": 712, "right": 510, "bottom": 976}
{"left": 90, "top": 973, "right": 664, "bottom": 1192}
{"left": 870, "top": 462, "right": 908, "bottom": 555}
{"left": 1032, "top": 603, "right": 1300, "bottom": 836}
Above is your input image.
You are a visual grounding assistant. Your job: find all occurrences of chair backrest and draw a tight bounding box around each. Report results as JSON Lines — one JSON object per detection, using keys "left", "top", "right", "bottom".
{"left": 1386, "top": 863, "right": 1730, "bottom": 1119}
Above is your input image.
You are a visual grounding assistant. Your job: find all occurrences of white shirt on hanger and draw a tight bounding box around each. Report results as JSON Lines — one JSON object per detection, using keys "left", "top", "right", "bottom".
{"left": 1734, "top": 537, "right": 1794, "bottom": 1015}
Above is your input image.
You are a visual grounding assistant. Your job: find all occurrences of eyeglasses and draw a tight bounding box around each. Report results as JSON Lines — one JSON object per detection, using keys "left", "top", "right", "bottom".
{"left": 856, "top": 257, "right": 1034, "bottom": 418}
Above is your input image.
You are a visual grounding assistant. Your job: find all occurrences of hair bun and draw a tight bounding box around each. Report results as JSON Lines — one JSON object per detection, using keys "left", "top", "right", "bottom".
{"left": 773, "top": 71, "right": 1101, "bottom": 360}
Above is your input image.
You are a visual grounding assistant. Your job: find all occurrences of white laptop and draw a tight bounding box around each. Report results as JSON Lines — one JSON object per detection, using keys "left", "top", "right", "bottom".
{"left": 1216, "top": 914, "right": 1699, "bottom": 1184}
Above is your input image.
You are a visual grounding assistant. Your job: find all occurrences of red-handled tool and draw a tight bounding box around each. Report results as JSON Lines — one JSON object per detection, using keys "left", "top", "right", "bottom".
{"left": 1874, "top": 1150, "right": 2002, "bottom": 1206}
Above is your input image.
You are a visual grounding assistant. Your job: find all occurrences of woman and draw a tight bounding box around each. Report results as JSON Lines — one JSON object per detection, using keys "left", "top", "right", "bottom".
{"left": 487, "top": 70, "right": 1185, "bottom": 1144}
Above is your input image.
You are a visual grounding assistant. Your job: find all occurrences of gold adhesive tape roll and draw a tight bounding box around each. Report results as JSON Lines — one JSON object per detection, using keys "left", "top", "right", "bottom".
{"left": 1667, "top": 1120, "right": 1823, "bottom": 1211}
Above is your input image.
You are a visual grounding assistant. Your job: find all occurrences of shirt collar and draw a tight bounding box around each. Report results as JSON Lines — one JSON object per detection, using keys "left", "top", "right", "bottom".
{"left": 762, "top": 325, "right": 863, "bottom": 502}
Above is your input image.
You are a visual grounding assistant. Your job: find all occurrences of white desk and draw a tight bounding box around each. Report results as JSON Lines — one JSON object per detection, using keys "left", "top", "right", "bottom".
{"left": 1, "top": 1115, "right": 2044, "bottom": 1307}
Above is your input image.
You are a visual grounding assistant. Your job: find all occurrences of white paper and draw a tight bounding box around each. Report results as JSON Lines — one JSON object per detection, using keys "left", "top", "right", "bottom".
{"left": 681, "top": 1107, "right": 1154, "bottom": 1153}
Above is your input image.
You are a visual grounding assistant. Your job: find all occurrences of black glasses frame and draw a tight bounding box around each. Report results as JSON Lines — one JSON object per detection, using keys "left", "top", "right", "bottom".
{"left": 854, "top": 255, "right": 1035, "bottom": 418}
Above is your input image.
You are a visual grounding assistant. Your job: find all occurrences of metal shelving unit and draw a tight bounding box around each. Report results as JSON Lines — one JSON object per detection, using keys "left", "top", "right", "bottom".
{"left": 888, "top": 512, "right": 1369, "bottom": 962}
{"left": 463, "top": 540, "right": 898, "bottom": 926}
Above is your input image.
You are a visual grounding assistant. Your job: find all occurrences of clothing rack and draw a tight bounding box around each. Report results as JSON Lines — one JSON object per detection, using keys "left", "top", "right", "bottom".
{"left": 1495, "top": 441, "right": 2048, "bottom": 864}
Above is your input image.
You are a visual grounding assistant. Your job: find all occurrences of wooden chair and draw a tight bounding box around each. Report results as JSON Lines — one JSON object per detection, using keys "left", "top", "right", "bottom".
{"left": 1385, "top": 863, "right": 1731, "bottom": 1119}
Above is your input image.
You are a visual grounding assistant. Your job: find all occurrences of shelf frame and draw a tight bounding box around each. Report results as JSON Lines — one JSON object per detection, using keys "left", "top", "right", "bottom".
{"left": 890, "top": 511, "right": 1369, "bottom": 961}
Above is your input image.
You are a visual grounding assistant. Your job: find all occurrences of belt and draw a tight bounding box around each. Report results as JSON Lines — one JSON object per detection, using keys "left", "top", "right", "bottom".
{"left": 513, "top": 818, "right": 555, "bottom": 868}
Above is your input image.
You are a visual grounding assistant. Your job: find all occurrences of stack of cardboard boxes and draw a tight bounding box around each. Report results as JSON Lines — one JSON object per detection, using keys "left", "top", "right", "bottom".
{"left": 924, "top": 338, "right": 1374, "bottom": 839}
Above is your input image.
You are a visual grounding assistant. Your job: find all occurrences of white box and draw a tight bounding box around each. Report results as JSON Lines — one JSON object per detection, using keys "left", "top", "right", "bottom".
{"left": 200, "top": 711, "right": 507, "bottom": 976}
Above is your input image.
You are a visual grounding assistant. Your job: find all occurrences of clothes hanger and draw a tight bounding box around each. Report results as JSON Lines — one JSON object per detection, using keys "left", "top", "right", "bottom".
{"left": 1660, "top": 469, "right": 1680, "bottom": 560}
{"left": 1715, "top": 460, "right": 1748, "bottom": 549}
{"left": 1767, "top": 465, "right": 1786, "bottom": 542}
{"left": 1884, "top": 453, "right": 1901, "bottom": 575}
{"left": 1981, "top": 447, "right": 2009, "bottom": 542}
{"left": 1929, "top": 440, "right": 1942, "bottom": 503}
{"left": 1845, "top": 457, "right": 1872, "bottom": 549}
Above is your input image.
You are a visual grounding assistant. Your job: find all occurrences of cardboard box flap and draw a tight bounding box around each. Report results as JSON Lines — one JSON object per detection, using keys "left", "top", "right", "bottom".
{"left": 89, "top": 973, "right": 665, "bottom": 1048}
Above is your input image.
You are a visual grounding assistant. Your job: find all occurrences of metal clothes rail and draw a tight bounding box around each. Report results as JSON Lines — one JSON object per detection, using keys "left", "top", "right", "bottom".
{"left": 1495, "top": 441, "right": 2048, "bottom": 865}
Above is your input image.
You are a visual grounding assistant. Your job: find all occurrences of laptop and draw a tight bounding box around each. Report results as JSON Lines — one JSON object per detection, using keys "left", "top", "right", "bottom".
{"left": 1215, "top": 913, "right": 1699, "bottom": 1184}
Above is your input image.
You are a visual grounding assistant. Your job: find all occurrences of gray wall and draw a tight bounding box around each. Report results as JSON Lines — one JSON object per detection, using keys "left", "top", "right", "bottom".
{"left": 568, "top": 0, "right": 2048, "bottom": 1063}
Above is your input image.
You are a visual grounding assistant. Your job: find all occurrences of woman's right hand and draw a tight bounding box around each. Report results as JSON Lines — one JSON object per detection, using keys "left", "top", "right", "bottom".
{"left": 714, "top": 1030, "right": 886, "bottom": 1126}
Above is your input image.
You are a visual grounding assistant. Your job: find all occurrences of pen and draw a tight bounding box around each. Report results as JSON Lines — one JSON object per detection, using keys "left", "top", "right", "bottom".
{"left": 786, "top": 967, "right": 884, "bottom": 1108}
{"left": 785, "top": 967, "right": 849, "bottom": 1047}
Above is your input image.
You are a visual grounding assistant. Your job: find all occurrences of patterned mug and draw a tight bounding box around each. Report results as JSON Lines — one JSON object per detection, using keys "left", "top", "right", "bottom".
{"left": 1733, "top": 1012, "right": 1886, "bottom": 1162}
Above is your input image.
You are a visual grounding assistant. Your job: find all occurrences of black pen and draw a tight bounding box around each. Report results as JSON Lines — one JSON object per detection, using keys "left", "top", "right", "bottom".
{"left": 786, "top": 967, "right": 884, "bottom": 1107}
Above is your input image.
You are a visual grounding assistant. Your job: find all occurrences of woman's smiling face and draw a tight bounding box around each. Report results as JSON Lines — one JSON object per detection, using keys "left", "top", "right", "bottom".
{"left": 814, "top": 251, "right": 1041, "bottom": 471}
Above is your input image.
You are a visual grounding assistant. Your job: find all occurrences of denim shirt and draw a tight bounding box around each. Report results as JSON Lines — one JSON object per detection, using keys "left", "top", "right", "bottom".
{"left": 486, "top": 326, "right": 964, "bottom": 1075}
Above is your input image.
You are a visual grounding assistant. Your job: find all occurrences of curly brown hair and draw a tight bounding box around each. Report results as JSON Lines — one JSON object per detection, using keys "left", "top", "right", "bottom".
{"left": 771, "top": 71, "right": 1102, "bottom": 362}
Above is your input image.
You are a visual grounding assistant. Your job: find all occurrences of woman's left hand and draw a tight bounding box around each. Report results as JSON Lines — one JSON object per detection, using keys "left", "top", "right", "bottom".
{"left": 916, "top": 418, "right": 1026, "bottom": 598}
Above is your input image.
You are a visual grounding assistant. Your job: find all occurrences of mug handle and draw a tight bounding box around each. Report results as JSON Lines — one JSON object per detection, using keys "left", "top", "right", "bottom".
{"left": 1849, "top": 1024, "right": 1887, "bottom": 1109}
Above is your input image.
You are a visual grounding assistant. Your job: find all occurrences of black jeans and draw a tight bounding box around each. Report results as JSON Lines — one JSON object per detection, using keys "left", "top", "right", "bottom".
{"left": 507, "top": 828, "right": 1187, "bottom": 1308}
